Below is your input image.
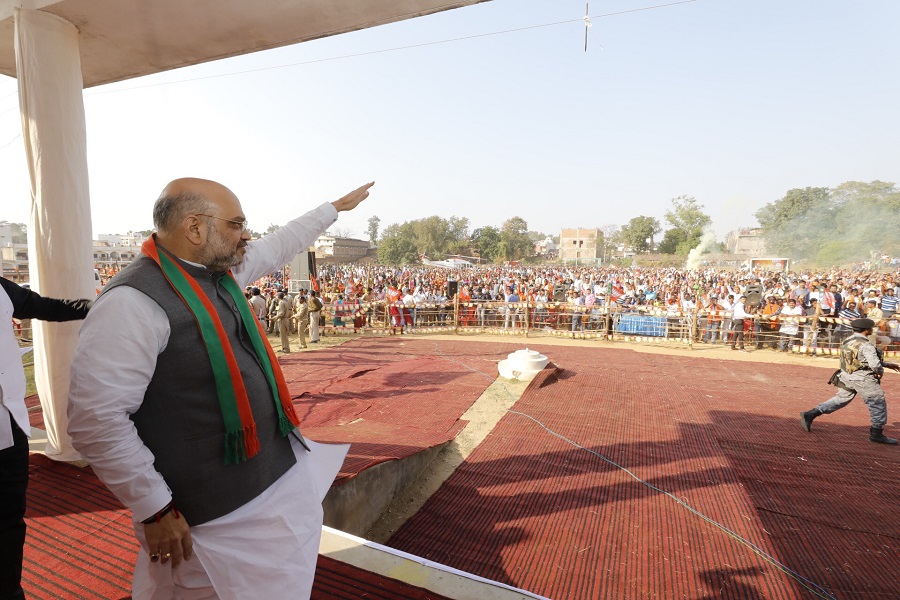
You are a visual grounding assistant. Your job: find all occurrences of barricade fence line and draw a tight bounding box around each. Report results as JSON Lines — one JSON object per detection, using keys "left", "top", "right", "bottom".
{"left": 13, "top": 302, "right": 897, "bottom": 358}
{"left": 298, "top": 300, "right": 900, "bottom": 358}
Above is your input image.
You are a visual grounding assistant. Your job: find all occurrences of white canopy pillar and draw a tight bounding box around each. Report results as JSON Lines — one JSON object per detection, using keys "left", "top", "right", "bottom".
{"left": 15, "top": 7, "right": 94, "bottom": 461}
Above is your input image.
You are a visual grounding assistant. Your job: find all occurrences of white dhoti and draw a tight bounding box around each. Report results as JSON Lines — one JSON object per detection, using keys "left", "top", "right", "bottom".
{"left": 132, "top": 438, "right": 348, "bottom": 600}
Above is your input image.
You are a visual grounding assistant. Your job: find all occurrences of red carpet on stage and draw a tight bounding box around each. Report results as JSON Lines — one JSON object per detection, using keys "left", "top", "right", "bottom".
{"left": 388, "top": 343, "right": 900, "bottom": 600}
{"left": 22, "top": 455, "right": 455, "bottom": 599}
{"left": 21, "top": 338, "right": 900, "bottom": 599}
{"left": 21, "top": 337, "right": 494, "bottom": 599}
{"left": 280, "top": 339, "right": 496, "bottom": 483}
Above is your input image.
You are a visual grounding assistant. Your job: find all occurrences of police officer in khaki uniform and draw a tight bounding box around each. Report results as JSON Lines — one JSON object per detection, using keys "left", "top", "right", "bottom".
{"left": 800, "top": 318, "right": 900, "bottom": 444}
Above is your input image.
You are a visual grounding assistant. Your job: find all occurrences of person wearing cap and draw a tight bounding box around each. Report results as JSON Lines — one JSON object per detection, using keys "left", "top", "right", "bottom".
{"left": 800, "top": 318, "right": 900, "bottom": 444}
{"left": 292, "top": 289, "right": 309, "bottom": 348}
{"left": 248, "top": 287, "right": 267, "bottom": 325}
{"left": 275, "top": 291, "right": 292, "bottom": 353}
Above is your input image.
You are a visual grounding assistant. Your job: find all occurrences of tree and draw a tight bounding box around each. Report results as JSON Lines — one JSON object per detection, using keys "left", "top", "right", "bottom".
{"left": 330, "top": 227, "right": 355, "bottom": 238}
{"left": 366, "top": 216, "right": 381, "bottom": 244}
{"left": 657, "top": 228, "right": 686, "bottom": 255}
{"left": 754, "top": 187, "right": 831, "bottom": 258}
{"left": 499, "top": 216, "right": 533, "bottom": 261}
{"left": 471, "top": 226, "right": 501, "bottom": 262}
{"left": 754, "top": 181, "right": 900, "bottom": 262}
{"left": 620, "top": 216, "right": 660, "bottom": 253}
{"left": 599, "top": 224, "right": 620, "bottom": 262}
{"left": 377, "top": 223, "right": 418, "bottom": 265}
{"left": 374, "top": 215, "right": 470, "bottom": 264}
{"left": 663, "top": 196, "right": 712, "bottom": 255}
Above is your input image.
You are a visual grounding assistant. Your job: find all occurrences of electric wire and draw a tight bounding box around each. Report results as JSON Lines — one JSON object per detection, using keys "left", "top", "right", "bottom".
{"left": 83, "top": 0, "right": 697, "bottom": 96}
{"left": 0, "top": 133, "right": 21, "bottom": 149}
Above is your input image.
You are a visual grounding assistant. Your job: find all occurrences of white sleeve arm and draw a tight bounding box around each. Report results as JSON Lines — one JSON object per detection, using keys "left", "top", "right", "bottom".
{"left": 67, "top": 286, "right": 174, "bottom": 521}
{"left": 232, "top": 202, "right": 338, "bottom": 287}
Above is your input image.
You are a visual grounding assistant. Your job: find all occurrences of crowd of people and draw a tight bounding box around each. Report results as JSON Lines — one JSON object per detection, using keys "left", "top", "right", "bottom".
{"left": 244, "top": 262, "right": 900, "bottom": 352}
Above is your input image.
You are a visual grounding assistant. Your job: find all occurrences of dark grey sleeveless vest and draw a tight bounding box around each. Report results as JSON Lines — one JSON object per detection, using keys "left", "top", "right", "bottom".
{"left": 105, "top": 252, "right": 296, "bottom": 525}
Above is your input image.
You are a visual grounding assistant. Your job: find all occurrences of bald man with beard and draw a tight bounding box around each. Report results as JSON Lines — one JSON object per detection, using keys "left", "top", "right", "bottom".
{"left": 68, "top": 178, "right": 372, "bottom": 599}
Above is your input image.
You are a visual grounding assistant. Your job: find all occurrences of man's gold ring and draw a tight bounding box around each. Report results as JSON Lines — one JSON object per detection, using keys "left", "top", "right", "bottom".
{"left": 163, "top": 553, "right": 172, "bottom": 559}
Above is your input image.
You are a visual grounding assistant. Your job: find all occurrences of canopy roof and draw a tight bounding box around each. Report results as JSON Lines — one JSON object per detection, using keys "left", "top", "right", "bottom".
{"left": 0, "top": 0, "right": 487, "bottom": 87}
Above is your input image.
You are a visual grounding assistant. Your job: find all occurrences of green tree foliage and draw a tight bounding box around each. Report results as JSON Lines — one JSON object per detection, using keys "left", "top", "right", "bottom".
{"left": 471, "top": 226, "right": 501, "bottom": 262}
{"left": 377, "top": 223, "right": 418, "bottom": 265}
{"left": 375, "top": 215, "right": 470, "bottom": 265}
{"left": 663, "top": 196, "right": 712, "bottom": 255}
{"left": 754, "top": 187, "right": 830, "bottom": 258}
{"left": 620, "top": 216, "right": 660, "bottom": 253}
{"left": 657, "top": 228, "right": 686, "bottom": 255}
{"left": 499, "top": 216, "right": 533, "bottom": 261}
{"left": 366, "top": 215, "right": 380, "bottom": 243}
{"left": 755, "top": 181, "right": 900, "bottom": 262}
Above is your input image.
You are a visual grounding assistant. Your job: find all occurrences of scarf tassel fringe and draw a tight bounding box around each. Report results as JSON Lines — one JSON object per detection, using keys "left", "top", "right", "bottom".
{"left": 224, "top": 425, "right": 261, "bottom": 465}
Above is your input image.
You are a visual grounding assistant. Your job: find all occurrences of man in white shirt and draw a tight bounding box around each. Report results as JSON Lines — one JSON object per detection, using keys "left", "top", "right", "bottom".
{"left": 730, "top": 295, "right": 749, "bottom": 351}
{"left": 67, "top": 178, "right": 372, "bottom": 600}
{"left": 779, "top": 297, "right": 804, "bottom": 352}
{"left": 1, "top": 278, "right": 91, "bottom": 599}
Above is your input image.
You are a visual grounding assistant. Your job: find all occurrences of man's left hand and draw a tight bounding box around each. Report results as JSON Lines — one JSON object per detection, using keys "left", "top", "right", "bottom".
{"left": 332, "top": 182, "right": 374, "bottom": 212}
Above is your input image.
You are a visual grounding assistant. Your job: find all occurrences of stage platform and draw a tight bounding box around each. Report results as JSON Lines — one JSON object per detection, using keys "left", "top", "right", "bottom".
{"left": 21, "top": 337, "right": 900, "bottom": 599}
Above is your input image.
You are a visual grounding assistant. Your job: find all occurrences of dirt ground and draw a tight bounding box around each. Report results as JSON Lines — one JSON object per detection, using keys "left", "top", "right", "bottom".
{"left": 268, "top": 328, "right": 845, "bottom": 542}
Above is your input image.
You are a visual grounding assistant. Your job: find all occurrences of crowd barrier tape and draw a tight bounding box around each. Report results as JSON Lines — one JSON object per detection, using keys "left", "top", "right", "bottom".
{"left": 274, "top": 299, "right": 900, "bottom": 358}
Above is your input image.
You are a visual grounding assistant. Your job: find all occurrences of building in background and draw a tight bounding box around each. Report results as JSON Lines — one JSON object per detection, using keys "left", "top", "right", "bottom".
{"left": 559, "top": 228, "right": 602, "bottom": 266}
{"left": 725, "top": 228, "right": 767, "bottom": 256}
{"left": 314, "top": 234, "right": 376, "bottom": 264}
{"left": 93, "top": 232, "right": 147, "bottom": 276}
{"left": 534, "top": 236, "right": 558, "bottom": 260}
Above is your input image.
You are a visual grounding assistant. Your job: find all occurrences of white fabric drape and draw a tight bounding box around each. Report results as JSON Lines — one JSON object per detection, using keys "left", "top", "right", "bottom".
{"left": 15, "top": 8, "right": 93, "bottom": 461}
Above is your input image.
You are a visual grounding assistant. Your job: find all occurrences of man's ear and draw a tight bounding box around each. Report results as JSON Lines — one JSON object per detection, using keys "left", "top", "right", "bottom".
{"left": 183, "top": 214, "right": 205, "bottom": 247}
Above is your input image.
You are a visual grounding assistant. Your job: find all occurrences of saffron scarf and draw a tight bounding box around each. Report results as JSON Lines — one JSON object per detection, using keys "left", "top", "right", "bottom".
{"left": 142, "top": 236, "right": 301, "bottom": 464}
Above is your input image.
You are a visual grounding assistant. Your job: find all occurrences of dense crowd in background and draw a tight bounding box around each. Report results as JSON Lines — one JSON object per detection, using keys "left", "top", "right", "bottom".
{"left": 243, "top": 262, "right": 900, "bottom": 353}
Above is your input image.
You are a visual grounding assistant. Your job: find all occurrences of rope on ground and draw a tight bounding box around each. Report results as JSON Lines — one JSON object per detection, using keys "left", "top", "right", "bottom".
{"left": 505, "top": 408, "right": 838, "bottom": 600}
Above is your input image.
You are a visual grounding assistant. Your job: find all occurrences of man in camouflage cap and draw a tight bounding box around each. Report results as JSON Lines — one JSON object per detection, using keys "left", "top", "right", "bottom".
{"left": 800, "top": 318, "right": 900, "bottom": 444}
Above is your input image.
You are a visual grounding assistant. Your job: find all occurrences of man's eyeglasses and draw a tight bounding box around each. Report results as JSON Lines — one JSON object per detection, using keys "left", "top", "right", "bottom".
{"left": 196, "top": 214, "right": 249, "bottom": 233}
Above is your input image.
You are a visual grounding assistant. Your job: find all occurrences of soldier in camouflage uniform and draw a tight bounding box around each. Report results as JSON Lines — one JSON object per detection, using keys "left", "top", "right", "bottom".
{"left": 800, "top": 318, "right": 900, "bottom": 444}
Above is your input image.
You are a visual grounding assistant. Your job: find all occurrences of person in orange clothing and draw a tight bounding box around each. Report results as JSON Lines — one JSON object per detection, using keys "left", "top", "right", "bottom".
{"left": 702, "top": 295, "right": 723, "bottom": 344}
{"left": 458, "top": 284, "right": 474, "bottom": 326}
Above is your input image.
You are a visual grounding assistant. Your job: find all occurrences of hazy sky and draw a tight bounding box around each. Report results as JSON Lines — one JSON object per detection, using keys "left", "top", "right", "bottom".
{"left": 1, "top": 0, "right": 898, "bottom": 242}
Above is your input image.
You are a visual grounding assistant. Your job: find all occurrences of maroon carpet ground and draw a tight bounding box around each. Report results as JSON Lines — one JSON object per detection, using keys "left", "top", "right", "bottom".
{"left": 22, "top": 339, "right": 900, "bottom": 599}
{"left": 279, "top": 338, "right": 495, "bottom": 484}
{"left": 388, "top": 343, "right": 900, "bottom": 600}
{"left": 22, "top": 455, "right": 455, "bottom": 599}
{"left": 21, "top": 338, "right": 494, "bottom": 598}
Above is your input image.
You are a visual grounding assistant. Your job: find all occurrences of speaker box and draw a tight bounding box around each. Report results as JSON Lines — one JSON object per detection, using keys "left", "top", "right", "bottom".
{"left": 745, "top": 284, "right": 763, "bottom": 307}
{"left": 289, "top": 250, "right": 316, "bottom": 281}
{"left": 447, "top": 281, "right": 458, "bottom": 297}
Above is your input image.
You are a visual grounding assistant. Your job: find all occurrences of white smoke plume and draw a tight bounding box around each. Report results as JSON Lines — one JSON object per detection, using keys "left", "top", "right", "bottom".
{"left": 685, "top": 228, "right": 719, "bottom": 270}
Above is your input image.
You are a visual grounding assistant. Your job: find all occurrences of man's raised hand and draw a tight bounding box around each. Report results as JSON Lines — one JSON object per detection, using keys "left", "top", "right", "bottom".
{"left": 332, "top": 182, "right": 374, "bottom": 212}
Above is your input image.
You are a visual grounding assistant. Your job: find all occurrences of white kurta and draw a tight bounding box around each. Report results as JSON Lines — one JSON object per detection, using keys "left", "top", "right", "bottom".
{"left": 68, "top": 202, "right": 348, "bottom": 599}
